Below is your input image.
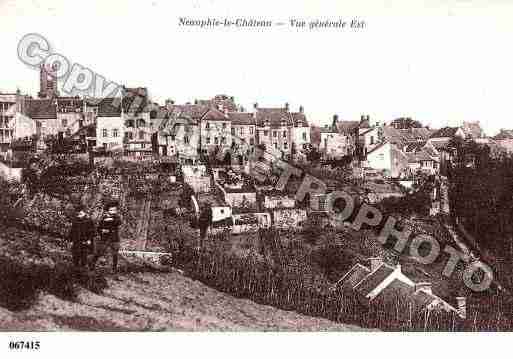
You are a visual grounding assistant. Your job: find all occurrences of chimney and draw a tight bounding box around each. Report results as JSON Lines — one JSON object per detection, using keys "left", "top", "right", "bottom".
{"left": 165, "top": 99, "right": 174, "bottom": 106}
{"left": 456, "top": 297, "right": 467, "bottom": 319}
{"left": 333, "top": 114, "right": 339, "bottom": 122}
{"left": 368, "top": 257, "right": 383, "bottom": 271}
{"left": 414, "top": 282, "right": 432, "bottom": 294}
{"left": 285, "top": 102, "right": 289, "bottom": 111}
{"left": 253, "top": 102, "right": 258, "bottom": 109}
{"left": 299, "top": 105, "right": 304, "bottom": 113}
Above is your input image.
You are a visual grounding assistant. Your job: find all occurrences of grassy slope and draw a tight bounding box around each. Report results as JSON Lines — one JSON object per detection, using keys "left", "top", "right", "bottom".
{"left": 0, "top": 226, "right": 366, "bottom": 331}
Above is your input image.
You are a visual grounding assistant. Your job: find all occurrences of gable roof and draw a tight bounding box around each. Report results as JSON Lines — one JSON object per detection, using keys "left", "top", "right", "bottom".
{"left": 228, "top": 112, "right": 255, "bottom": 126}
{"left": 353, "top": 263, "right": 395, "bottom": 297}
{"left": 337, "top": 263, "right": 371, "bottom": 289}
{"left": 27, "top": 98, "right": 56, "bottom": 119}
{"left": 202, "top": 108, "right": 229, "bottom": 121}
{"left": 430, "top": 126, "right": 461, "bottom": 139}
{"left": 255, "top": 107, "right": 291, "bottom": 127}
{"left": 169, "top": 104, "right": 209, "bottom": 120}
{"left": 290, "top": 112, "right": 309, "bottom": 127}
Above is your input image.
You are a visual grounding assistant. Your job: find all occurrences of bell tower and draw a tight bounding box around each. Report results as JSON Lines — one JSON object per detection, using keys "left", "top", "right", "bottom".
{"left": 38, "top": 63, "right": 59, "bottom": 99}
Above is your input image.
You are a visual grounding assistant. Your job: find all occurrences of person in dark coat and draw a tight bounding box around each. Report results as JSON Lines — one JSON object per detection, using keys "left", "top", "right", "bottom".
{"left": 68, "top": 205, "right": 95, "bottom": 269}
{"left": 91, "top": 201, "right": 122, "bottom": 273}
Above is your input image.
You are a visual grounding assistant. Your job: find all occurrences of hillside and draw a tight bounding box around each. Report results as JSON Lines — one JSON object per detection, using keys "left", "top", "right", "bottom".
{"left": 0, "top": 226, "right": 366, "bottom": 331}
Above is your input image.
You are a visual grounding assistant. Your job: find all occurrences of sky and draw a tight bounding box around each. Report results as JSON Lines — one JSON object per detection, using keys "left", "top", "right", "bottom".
{"left": 1, "top": 0, "right": 513, "bottom": 135}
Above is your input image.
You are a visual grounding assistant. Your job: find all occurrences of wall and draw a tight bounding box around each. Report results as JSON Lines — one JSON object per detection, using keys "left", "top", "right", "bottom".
{"left": 14, "top": 113, "right": 36, "bottom": 139}
{"left": 201, "top": 120, "right": 232, "bottom": 153}
{"left": 320, "top": 132, "right": 352, "bottom": 159}
{"left": 96, "top": 116, "right": 124, "bottom": 149}
{"left": 291, "top": 126, "right": 310, "bottom": 153}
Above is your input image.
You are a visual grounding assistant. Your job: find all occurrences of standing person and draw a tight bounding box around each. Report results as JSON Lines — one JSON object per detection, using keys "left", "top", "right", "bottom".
{"left": 91, "top": 201, "right": 122, "bottom": 274}
{"left": 68, "top": 205, "right": 95, "bottom": 270}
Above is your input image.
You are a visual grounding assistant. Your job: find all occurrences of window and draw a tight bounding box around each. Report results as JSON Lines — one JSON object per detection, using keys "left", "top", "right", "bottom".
{"left": 184, "top": 136, "right": 190, "bottom": 144}
{"left": 170, "top": 134, "right": 175, "bottom": 141}
{"left": 250, "top": 138, "right": 254, "bottom": 145}
{"left": 249, "top": 127, "right": 254, "bottom": 135}
{"left": 214, "top": 137, "right": 219, "bottom": 144}
{"left": 274, "top": 143, "right": 278, "bottom": 149}
{"left": 206, "top": 137, "right": 211, "bottom": 144}
{"left": 283, "top": 130, "right": 287, "bottom": 138}
{"left": 102, "top": 129, "right": 108, "bottom": 137}
{"left": 206, "top": 122, "right": 210, "bottom": 129}
{"left": 221, "top": 137, "right": 226, "bottom": 144}
{"left": 113, "top": 128, "right": 119, "bottom": 137}
{"left": 240, "top": 128, "right": 244, "bottom": 136}
{"left": 127, "top": 132, "right": 134, "bottom": 140}
{"left": 222, "top": 122, "right": 227, "bottom": 129}
{"left": 370, "top": 136, "right": 374, "bottom": 145}
{"left": 231, "top": 128, "right": 235, "bottom": 135}
{"left": 284, "top": 142, "right": 288, "bottom": 149}
{"left": 139, "top": 131, "right": 144, "bottom": 140}
{"left": 273, "top": 131, "right": 277, "bottom": 138}
{"left": 302, "top": 132, "right": 307, "bottom": 141}
{"left": 264, "top": 130, "right": 269, "bottom": 136}
{"left": 62, "top": 119, "right": 68, "bottom": 127}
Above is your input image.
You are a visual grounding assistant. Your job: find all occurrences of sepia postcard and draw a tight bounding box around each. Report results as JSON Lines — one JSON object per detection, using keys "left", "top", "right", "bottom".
{"left": 1, "top": 0, "right": 512, "bottom": 357}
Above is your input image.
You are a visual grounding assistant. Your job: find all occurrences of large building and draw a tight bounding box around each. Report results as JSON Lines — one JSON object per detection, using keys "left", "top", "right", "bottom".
{"left": 254, "top": 103, "right": 310, "bottom": 159}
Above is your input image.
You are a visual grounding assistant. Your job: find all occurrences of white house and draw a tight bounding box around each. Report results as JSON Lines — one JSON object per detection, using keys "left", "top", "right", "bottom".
{"left": 365, "top": 141, "right": 408, "bottom": 178}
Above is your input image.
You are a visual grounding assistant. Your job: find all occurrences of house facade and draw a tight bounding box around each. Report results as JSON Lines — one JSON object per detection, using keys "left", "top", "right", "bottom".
{"left": 366, "top": 141, "right": 408, "bottom": 178}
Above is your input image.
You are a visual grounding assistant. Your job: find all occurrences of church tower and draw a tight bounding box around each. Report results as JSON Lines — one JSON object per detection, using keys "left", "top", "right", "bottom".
{"left": 38, "top": 63, "right": 59, "bottom": 99}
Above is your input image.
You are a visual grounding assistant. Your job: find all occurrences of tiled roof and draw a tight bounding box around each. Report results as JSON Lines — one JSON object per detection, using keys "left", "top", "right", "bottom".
{"left": 27, "top": 99, "right": 56, "bottom": 119}
{"left": 196, "top": 94, "right": 238, "bottom": 112}
{"left": 493, "top": 129, "right": 513, "bottom": 140}
{"left": 337, "top": 263, "right": 371, "bottom": 289}
{"left": 430, "top": 126, "right": 460, "bottom": 139}
{"left": 291, "top": 112, "right": 309, "bottom": 127}
{"left": 404, "top": 142, "right": 425, "bottom": 153}
{"left": 87, "top": 97, "right": 122, "bottom": 117}
{"left": 428, "top": 138, "right": 451, "bottom": 150}
{"left": 336, "top": 121, "right": 360, "bottom": 134}
{"left": 354, "top": 263, "right": 395, "bottom": 297}
{"left": 255, "top": 107, "right": 291, "bottom": 127}
{"left": 202, "top": 108, "right": 229, "bottom": 121}
{"left": 408, "top": 149, "right": 437, "bottom": 163}
{"left": 378, "top": 278, "right": 415, "bottom": 302}
{"left": 410, "top": 290, "right": 438, "bottom": 310}
{"left": 228, "top": 112, "right": 255, "bottom": 126}
{"left": 169, "top": 104, "right": 209, "bottom": 120}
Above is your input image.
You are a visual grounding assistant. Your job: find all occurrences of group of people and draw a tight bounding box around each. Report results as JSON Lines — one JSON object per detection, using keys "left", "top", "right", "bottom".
{"left": 68, "top": 201, "right": 123, "bottom": 274}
